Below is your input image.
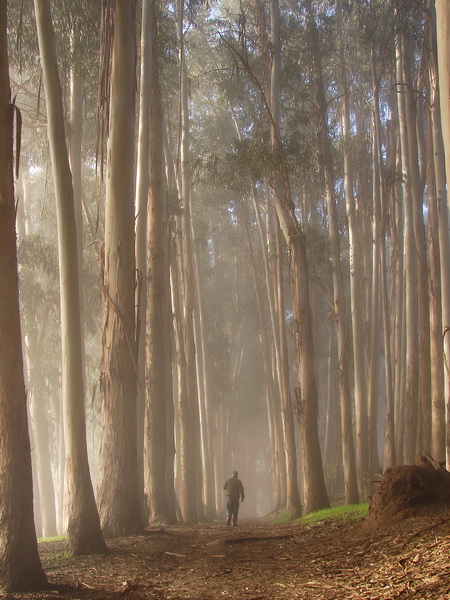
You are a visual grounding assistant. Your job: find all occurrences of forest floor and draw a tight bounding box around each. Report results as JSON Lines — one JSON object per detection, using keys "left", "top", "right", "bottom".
{"left": 5, "top": 504, "right": 450, "bottom": 600}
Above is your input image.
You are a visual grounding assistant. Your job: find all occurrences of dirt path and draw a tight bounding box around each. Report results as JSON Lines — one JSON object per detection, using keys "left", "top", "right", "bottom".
{"left": 7, "top": 510, "right": 450, "bottom": 600}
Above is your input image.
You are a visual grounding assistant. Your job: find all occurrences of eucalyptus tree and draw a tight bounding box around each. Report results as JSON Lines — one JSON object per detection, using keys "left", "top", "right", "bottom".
{"left": 33, "top": 0, "right": 107, "bottom": 554}
{"left": 403, "top": 22, "right": 431, "bottom": 457}
{"left": 428, "top": 0, "right": 450, "bottom": 464}
{"left": 192, "top": 223, "right": 218, "bottom": 520}
{"left": 305, "top": 0, "right": 358, "bottom": 505}
{"left": 396, "top": 25, "right": 419, "bottom": 465}
{"left": 265, "top": 0, "right": 330, "bottom": 513}
{"left": 242, "top": 199, "right": 287, "bottom": 510}
{"left": 0, "top": 1, "right": 47, "bottom": 589}
{"left": 135, "top": 0, "right": 152, "bottom": 514}
{"left": 172, "top": 0, "right": 203, "bottom": 523}
{"left": 143, "top": 0, "right": 177, "bottom": 525}
{"left": 97, "top": 0, "right": 143, "bottom": 538}
{"left": 435, "top": 0, "right": 450, "bottom": 199}
{"left": 338, "top": 5, "right": 369, "bottom": 490}
{"left": 220, "top": 0, "right": 329, "bottom": 513}
{"left": 431, "top": 0, "right": 450, "bottom": 467}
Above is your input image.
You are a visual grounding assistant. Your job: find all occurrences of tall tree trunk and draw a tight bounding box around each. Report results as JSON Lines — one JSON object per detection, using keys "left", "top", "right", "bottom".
{"left": 396, "top": 34, "right": 420, "bottom": 464}
{"left": 435, "top": 0, "right": 450, "bottom": 200}
{"left": 391, "top": 141, "right": 406, "bottom": 465}
{"left": 176, "top": 0, "right": 201, "bottom": 523}
{"left": 429, "top": 0, "right": 450, "bottom": 466}
{"left": 192, "top": 226, "right": 217, "bottom": 520}
{"left": 274, "top": 213, "right": 301, "bottom": 517}
{"left": 26, "top": 323, "right": 58, "bottom": 538}
{"left": 0, "top": 2, "right": 48, "bottom": 589}
{"left": 380, "top": 156, "right": 396, "bottom": 469}
{"left": 34, "top": 0, "right": 107, "bottom": 555}
{"left": 307, "top": 0, "right": 358, "bottom": 504}
{"left": 268, "top": 0, "right": 329, "bottom": 514}
{"left": 135, "top": 0, "right": 153, "bottom": 519}
{"left": 144, "top": 0, "right": 174, "bottom": 524}
{"left": 172, "top": 219, "right": 198, "bottom": 522}
{"left": 427, "top": 108, "right": 445, "bottom": 462}
{"left": 340, "top": 32, "right": 368, "bottom": 496}
{"left": 323, "top": 326, "right": 343, "bottom": 499}
{"left": 403, "top": 38, "right": 431, "bottom": 455}
{"left": 243, "top": 205, "right": 287, "bottom": 511}
{"left": 253, "top": 190, "right": 296, "bottom": 514}
{"left": 97, "top": 0, "right": 142, "bottom": 538}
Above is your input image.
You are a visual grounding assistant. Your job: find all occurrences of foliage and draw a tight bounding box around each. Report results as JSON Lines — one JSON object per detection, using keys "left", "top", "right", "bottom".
{"left": 270, "top": 504, "right": 369, "bottom": 525}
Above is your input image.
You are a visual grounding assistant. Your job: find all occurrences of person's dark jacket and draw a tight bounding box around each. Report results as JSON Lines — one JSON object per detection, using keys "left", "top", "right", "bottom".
{"left": 223, "top": 476, "right": 245, "bottom": 500}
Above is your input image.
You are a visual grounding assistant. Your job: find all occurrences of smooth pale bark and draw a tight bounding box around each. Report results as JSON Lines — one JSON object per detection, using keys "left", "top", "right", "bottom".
{"left": 29, "top": 387, "right": 57, "bottom": 538}
{"left": 192, "top": 260, "right": 209, "bottom": 515}
{"left": 380, "top": 171, "right": 396, "bottom": 469}
{"left": 17, "top": 189, "right": 57, "bottom": 536}
{"left": 192, "top": 230, "right": 217, "bottom": 520}
{"left": 274, "top": 213, "right": 301, "bottom": 517}
{"left": 435, "top": 0, "right": 450, "bottom": 200}
{"left": 144, "top": 0, "right": 174, "bottom": 524}
{"left": 0, "top": 3, "right": 48, "bottom": 589}
{"left": 68, "top": 32, "right": 83, "bottom": 283}
{"left": 340, "top": 36, "right": 368, "bottom": 496}
{"left": 429, "top": 3, "right": 450, "bottom": 465}
{"left": 252, "top": 191, "right": 280, "bottom": 377}
{"left": 161, "top": 128, "right": 182, "bottom": 524}
{"left": 26, "top": 325, "right": 58, "bottom": 538}
{"left": 252, "top": 191, "right": 295, "bottom": 514}
{"left": 427, "top": 114, "right": 446, "bottom": 462}
{"left": 172, "top": 220, "right": 198, "bottom": 522}
{"left": 243, "top": 205, "right": 287, "bottom": 512}
{"left": 98, "top": 0, "right": 142, "bottom": 538}
{"left": 135, "top": 0, "right": 152, "bottom": 513}
{"left": 176, "top": 0, "right": 201, "bottom": 523}
{"left": 323, "top": 326, "right": 343, "bottom": 497}
{"left": 371, "top": 62, "right": 396, "bottom": 470}
{"left": 396, "top": 37, "right": 419, "bottom": 465}
{"left": 34, "top": 0, "right": 106, "bottom": 555}
{"left": 403, "top": 39, "right": 431, "bottom": 454}
{"left": 367, "top": 59, "right": 382, "bottom": 478}
{"left": 68, "top": 33, "right": 88, "bottom": 481}
{"left": 268, "top": 0, "right": 328, "bottom": 514}
{"left": 380, "top": 109, "right": 396, "bottom": 469}
{"left": 307, "top": 1, "right": 358, "bottom": 504}
{"left": 391, "top": 142, "right": 406, "bottom": 465}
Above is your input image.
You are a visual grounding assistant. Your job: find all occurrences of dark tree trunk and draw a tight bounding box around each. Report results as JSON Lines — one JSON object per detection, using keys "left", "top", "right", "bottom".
{"left": 0, "top": 2, "right": 47, "bottom": 591}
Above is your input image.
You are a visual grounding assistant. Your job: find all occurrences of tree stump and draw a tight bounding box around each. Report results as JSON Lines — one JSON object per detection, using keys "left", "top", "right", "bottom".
{"left": 366, "top": 455, "right": 450, "bottom": 525}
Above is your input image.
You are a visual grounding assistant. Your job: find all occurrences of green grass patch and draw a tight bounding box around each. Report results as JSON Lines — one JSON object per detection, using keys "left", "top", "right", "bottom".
{"left": 38, "top": 536, "right": 71, "bottom": 566}
{"left": 39, "top": 550, "right": 72, "bottom": 567}
{"left": 270, "top": 503, "right": 368, "bottom": 525}
{"left": 38, "top": 535, "right": 66, "bottom": 543}
{"left": 298, "top": 503, "right": 368, "bottom": 525}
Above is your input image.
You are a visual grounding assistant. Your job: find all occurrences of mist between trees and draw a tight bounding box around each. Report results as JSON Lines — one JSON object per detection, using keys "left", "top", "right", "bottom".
{"left": 1, "top": 0, "right": 450, "bottom": 589}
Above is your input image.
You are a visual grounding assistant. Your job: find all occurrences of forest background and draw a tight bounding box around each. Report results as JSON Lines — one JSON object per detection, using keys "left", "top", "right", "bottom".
{"left": 1, "top": 0, "right": 450, "bottom": 590}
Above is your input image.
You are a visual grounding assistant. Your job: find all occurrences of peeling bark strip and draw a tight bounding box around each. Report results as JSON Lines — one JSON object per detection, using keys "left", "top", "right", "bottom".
{"left": 98, "top": 0, "right": 142, "bottom": 539}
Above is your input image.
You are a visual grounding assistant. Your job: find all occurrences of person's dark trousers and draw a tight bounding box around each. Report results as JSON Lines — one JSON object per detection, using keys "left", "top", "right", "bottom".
{"left": 226, "top": 497, "right": 240, "bottom": 525}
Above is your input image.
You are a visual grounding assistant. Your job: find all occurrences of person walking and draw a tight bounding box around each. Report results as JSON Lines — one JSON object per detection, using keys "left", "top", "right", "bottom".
{"left": 223, "top": 471, "right": 245, "bottom": 526}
